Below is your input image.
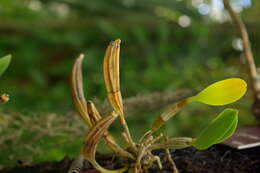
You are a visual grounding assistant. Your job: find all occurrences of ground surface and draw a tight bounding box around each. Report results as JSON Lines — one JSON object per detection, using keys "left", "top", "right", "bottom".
{"left": 2, "top": 145, "right": 260, "bottom": 173}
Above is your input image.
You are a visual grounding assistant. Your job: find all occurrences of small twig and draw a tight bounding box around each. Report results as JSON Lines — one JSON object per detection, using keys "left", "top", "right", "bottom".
{"left": 223, "top": 0, "right": 260, "bottom": 119}
{"left": 223, "top": 0, "right": 259, "bottom": 94}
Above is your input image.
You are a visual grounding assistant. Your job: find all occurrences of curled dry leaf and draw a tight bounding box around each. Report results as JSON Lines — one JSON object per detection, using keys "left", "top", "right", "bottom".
{"left": 71, "top": 54, "right": 92, "bottom": 126}
{"left": 82, "top": 112, "right": 128, "bottom": 173}
{"left": 87, "top": 101, "right": 134, "bottom": 159}
{"left": 82, "top": 111, "right": 117, "bottom": 159}
{"left": 87, "top": 101, "right": 102, "bottom": 124}
{"left": 71, "top": 54, "right": 134, "bottom": 159}
{"left": 103, "top": 39, "right": 135, "bottom": 149}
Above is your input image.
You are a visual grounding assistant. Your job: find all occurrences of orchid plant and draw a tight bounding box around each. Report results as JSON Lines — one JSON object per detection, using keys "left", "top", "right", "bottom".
{"left": 70, "top": 39, "right": 247, "bottom": 173}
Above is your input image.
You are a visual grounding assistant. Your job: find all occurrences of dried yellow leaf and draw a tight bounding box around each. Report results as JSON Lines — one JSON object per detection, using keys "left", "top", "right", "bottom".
{"left": 71, "top": 54, "right": 92, "bottom": 126}
{"left": 103, "top": 39, "right": 124, "bottom": 116}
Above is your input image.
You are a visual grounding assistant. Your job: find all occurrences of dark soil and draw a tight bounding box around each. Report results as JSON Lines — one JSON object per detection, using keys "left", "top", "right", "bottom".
{"left": 1, "top": 145, "right": 260, "bottom": 173}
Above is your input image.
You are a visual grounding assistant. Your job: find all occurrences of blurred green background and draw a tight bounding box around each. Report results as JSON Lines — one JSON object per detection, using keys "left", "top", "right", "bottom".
{"left": 0, "top": 0, "right": 259, "bottom": 169}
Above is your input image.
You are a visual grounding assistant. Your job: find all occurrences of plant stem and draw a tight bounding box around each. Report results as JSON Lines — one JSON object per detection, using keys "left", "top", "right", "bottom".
{"left": 120, "top": 116, "right": 136, "bottom": 150}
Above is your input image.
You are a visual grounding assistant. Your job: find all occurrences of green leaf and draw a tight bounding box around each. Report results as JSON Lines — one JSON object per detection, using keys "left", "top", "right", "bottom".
{"left": 215, "top": 114, "right": 238, "bottom": 144}
{"left": 190, "top": 108, "right": 238, "bottom": 150}
{"left": 0, "top": 55, "right": 12, "bottom": 76}
{"left": 188, "top": 78, "right": 247, "bottom": 105}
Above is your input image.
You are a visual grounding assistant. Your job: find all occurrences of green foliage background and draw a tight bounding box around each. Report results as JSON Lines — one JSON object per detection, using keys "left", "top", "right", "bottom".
{"left": 0, "top": 0, "right": 259, "bottom": 169}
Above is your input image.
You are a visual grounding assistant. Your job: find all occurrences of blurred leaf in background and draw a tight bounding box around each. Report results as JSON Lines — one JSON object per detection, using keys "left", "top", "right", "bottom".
{"left": 0, "top": 0, "right": 257, "bottom": 113}
{"left": 0, "top": 54, "right": 11, "bottom": 76}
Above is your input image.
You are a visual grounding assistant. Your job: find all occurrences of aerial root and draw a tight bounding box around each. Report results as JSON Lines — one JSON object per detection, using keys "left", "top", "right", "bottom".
{"left": 165, "top": 140, "right": 179, "bottom": 173}
{"left": 132, "top": 133, "right": 164, "bottom": 173}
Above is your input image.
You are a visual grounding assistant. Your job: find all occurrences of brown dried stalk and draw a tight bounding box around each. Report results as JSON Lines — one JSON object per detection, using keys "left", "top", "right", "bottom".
{"left": 82, "top": 112, "right": 128, "bottom": 173}
{"left": 71, "top": 54, "right": 92, "bottom": 126}
{"left": 223, "top": 0, "right": 260, "bottom": 119}
{"left": 151, "top": 99, "right": 188, "bottom": 132}
{"left": 87, "top": 101, "right": 134, "bottom": 159}
{"left": 103, "top": 39, "right": 136, "bottom": 150}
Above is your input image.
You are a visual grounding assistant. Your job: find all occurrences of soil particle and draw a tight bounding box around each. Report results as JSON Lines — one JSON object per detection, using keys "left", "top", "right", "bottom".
{"left": 1, "top": 145, "right": 260, "bottom": 173}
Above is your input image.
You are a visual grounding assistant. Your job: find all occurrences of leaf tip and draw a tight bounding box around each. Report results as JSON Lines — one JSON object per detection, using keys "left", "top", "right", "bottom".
{"left": 114, "top": 39, "right": 121, "bottom": 44}
{"left": 78, "top": 53, "right": 85, "bottom": 59}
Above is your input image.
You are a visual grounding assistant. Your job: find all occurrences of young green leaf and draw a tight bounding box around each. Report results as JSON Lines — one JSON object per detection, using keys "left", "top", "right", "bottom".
{"left": 190, "top": 108, "right": 238, "bottom": 150}
{"left": 0, "top": 55, "right": 11, "bottom": 76}
{"left": 188, "top": 78, "right": 247, "bottom": 105}
{"left": 150, "top": 78, "right": 246, "bottom": 132}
